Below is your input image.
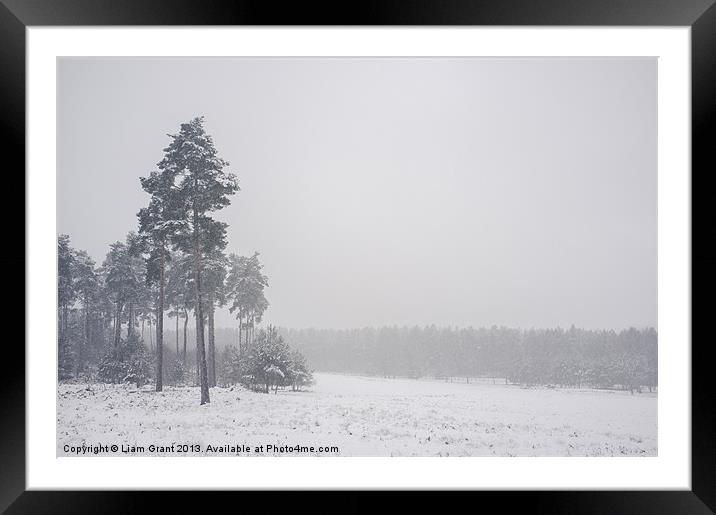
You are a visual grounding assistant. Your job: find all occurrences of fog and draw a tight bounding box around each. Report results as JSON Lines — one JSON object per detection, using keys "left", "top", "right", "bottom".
{"left": 57, "top": 57, "right": 656, "bottom": 330}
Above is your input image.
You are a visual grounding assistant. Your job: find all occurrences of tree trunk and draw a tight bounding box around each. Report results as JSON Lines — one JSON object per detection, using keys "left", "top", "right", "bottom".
{"left": 127, "top": 301, "right": 134, "bottom": 340}
{"left": 208, "top": 292, "right": 216, "bottom": 387}
{"left": 183, "top": 309, "right": 188, "bottom": 365}
{"left": 195, "top": 323, "right": 200, "bottom": 386}
{"left": 192, "top": 210, "right": 210, "bottom": 404}
{"left": 63, "top": 305, "right": 69, "bottom": 353}
{"left": 148, "top": 317, "right": 153, "bottom": 350}
{"left": 175, "top": 313, "right": 179, "bottom": 355}
{"left": 105, "top": 313, "right": 111, "bottom": 349}
{"left": 81, "top": 303, "right": 90, "bottom": 373}
{"left": 156, "top": 242, "right": 165, "bottom": 392}
{"left": 114, "top": 302, "right": 123, "bottom": 348}
{"left": 58, "top": 304, "right": 63, "bottom": 347}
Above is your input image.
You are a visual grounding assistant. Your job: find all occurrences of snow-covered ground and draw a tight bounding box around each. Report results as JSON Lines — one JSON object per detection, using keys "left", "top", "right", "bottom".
{"left": 57, "top": 372, "right": 657, "bottom": 457}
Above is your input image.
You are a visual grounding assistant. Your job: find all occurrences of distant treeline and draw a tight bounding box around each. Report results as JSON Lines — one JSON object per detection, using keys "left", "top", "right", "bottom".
{"left": 280, "top": 326, "right": 658, "bottom": 392}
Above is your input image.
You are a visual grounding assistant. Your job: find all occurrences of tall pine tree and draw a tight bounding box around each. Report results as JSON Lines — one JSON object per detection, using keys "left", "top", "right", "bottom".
{"left": 161, "top": 117, "right": 238, "bottom": 404}
{"left": 138, "top": 161, "right": 180, "bottom": 392}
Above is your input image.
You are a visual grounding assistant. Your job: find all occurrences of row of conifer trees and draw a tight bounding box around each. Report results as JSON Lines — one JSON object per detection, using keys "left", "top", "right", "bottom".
{"left": 58, "top": 117, "right": 311, "bottom": 404}
{"left": 284, "top": 325, "right": 657, "bottom": 393}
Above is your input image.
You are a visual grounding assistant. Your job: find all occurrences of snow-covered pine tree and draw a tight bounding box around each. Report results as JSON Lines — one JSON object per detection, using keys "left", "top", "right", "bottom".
{"left": 139, "top": 156, "right": 181, "bottom": 392}
{"left": 71, "top": 249, "right": 99, "bottom": 375}
{"left": 57, "top": 235, "right": 76, "bottom": 379}
{"left": 101, "top": 237, "right": 144, "bottom": 349}
{"left": 226, "top": 252, "right": 269, "bottom": 351}
{"left": 161, "top": 116, "right": 239, "bottom": 405}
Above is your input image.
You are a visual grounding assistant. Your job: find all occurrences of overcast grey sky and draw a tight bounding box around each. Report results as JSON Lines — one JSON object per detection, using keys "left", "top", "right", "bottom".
{"left": 57, "top": 57, "right": 656, "bottom": 330}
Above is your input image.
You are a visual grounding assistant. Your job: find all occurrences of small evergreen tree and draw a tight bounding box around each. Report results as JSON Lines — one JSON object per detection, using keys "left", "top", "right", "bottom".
{"left": 170, "top": 358, "right": 186, "bottom": 385}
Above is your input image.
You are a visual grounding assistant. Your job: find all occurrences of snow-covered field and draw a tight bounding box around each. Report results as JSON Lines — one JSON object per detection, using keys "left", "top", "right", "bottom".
{"left": 57, "top": 372, "right": 657, "bottom": 457}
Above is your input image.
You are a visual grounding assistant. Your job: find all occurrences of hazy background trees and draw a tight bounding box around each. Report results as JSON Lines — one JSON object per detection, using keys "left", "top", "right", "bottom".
{"left": 226, "top": 252, "right": 268, "bottom": 351}
{"left": 280, "top": 325, "right": 657, "bottom": 392}
{"left": 58, "top": 238, "right": 657, "bottom": 396}
{"left": 57, "top": 116, "right": 657, "bottom": 400}
{"left": 58, "top": 228, "right": 657, "bottom": 396}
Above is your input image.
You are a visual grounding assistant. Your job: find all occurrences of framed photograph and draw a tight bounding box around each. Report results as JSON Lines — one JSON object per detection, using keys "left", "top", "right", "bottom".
{"left": 5, "top": 0, "right": 715, "bottom": 511}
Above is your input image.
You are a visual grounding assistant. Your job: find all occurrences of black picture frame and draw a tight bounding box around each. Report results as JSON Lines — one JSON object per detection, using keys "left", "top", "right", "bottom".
{"left": 3, "top": 0, "right": 714, "bottom": 512}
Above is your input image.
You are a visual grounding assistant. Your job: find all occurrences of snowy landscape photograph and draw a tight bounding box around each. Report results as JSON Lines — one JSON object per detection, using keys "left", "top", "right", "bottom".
{"left": 56, "top": 57, "right": 657, "bottom": 457}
